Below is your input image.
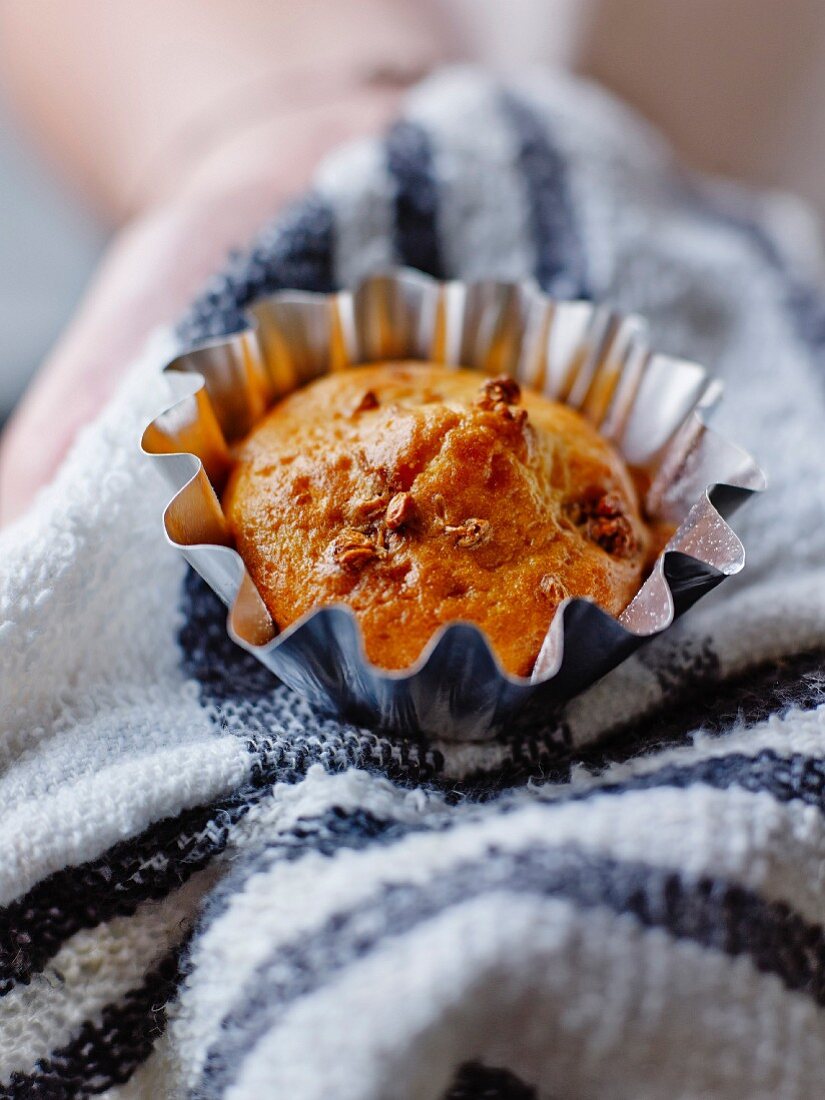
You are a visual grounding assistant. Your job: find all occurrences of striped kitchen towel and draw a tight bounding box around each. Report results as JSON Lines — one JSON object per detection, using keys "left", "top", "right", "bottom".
{"left": 2, "top": 65, "right": 825, "bottom": 1099}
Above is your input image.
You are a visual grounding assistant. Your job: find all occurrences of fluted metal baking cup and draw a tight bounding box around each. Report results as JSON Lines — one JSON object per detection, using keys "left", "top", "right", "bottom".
{"left": 142, "top": 269, "right": 765, "bottom": 740}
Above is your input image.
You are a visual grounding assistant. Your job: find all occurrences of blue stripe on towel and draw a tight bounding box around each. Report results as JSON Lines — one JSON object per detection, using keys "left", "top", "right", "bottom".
{"left": 385, "top": 118, "right": 445, "bottom": 277}
{"left": 443, "top": 1062, "right": 537, "bottom": 1098}
{"left": 564, "top": 749, "right": 825, "bottom": 810}
{"left": 177, "top": 192, "right": 337, "bottom": 344}
{"left": 499, "top": 91, "right": 589, "bottom": 298}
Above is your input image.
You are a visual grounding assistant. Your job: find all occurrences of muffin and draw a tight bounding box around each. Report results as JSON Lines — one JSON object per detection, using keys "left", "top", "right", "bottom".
{"left": 223, "top": 362, "right": 653, "bottom": 677}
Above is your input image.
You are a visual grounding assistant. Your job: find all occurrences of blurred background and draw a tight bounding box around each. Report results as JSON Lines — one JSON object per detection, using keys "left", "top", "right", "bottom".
{"left": 2, "top": 0, "right": 824, "bottom": 425}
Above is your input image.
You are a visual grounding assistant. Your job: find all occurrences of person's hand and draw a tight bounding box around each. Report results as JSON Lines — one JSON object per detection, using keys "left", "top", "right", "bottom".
{"left": 0, "top": 80, "right": 405, "bottom": 525}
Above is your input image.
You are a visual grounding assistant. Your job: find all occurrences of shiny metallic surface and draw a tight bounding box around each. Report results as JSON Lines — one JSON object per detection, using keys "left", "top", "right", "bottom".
{"left": 142, "top": 269, "right": 765, "bottom": 740}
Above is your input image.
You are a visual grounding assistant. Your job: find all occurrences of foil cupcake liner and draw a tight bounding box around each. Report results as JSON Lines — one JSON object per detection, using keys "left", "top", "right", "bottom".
{"left": 142, "top": 268, "right": 765, "bottom": 741}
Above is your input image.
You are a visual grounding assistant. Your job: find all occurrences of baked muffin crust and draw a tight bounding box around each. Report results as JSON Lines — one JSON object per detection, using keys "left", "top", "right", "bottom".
{"left": 223, "top": 362, "right": 651, "bottom": 676}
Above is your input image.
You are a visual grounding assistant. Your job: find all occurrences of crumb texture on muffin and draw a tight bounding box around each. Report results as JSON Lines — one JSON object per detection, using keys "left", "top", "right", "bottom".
{"left": 223, "top": 362, "right": 652, "bottom": 676}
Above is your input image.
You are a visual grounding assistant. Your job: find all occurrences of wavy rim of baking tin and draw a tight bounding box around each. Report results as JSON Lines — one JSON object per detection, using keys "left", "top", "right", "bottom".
{"left": 142, "top": 267, "right": 766, "bottom": 690}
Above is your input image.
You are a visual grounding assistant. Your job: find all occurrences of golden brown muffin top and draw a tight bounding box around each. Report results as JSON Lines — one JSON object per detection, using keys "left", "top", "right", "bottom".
{"left": 223, "top": 362, "right": 652, "bottom": 677}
